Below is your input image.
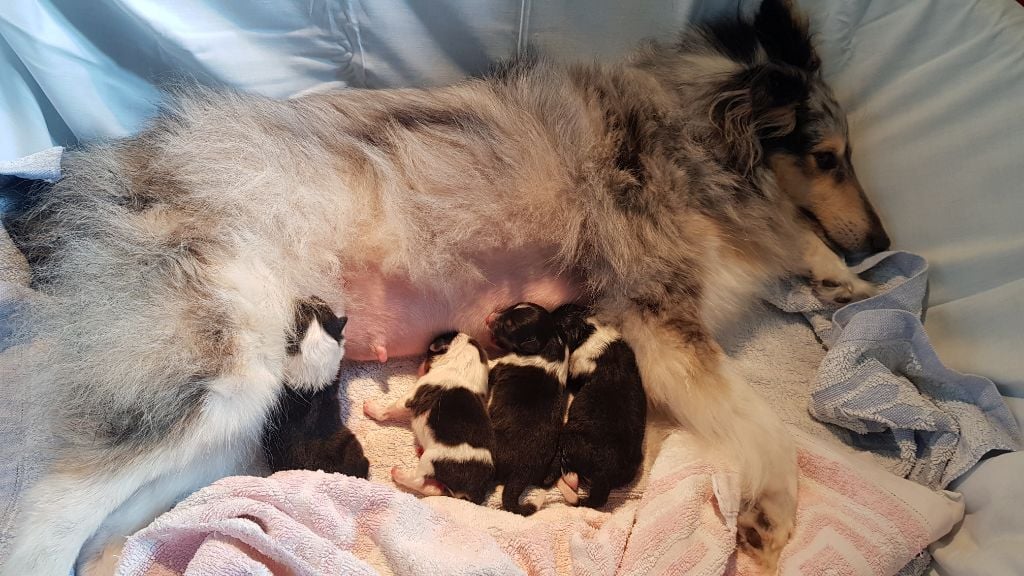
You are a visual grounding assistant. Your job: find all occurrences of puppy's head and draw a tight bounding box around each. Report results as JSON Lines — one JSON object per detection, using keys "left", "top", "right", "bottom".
{"left": 421, "top": 331, "right": 488, "bottom": 381}
{"left": 552, "top": 303, "right": 596, "bottom": 351}
{"left": 702, "top": 0, "right": 889, "bottom": 257}
{"left": 284, "top": 296, "right": 347, "bottom": 389}
{"left": 486, "top": 302, "right": 561, "bottom": 357}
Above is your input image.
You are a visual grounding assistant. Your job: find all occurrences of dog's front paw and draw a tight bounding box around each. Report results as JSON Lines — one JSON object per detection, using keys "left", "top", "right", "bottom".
{"left": 737, "top": 484, "right": 796, "bottom": 574}
{"left": 812, "top": 273, "right": 877, "bottom": 305}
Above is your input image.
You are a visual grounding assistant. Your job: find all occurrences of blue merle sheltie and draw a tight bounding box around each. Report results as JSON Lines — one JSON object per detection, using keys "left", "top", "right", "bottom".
{"left": 3, "top": 0, "right": 890, "bottom": 572}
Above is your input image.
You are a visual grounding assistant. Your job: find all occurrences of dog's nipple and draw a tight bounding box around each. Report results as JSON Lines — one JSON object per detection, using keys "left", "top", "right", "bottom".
{"left": 373, "top": 344, "right": 388, "bottom": 364}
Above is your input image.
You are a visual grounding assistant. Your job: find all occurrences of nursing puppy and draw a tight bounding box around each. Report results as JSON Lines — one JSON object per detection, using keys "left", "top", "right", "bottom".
{"left": 263, "top": 382, "right": 369, "bottom": 477}
{"left": 487, "top": 302, "right": 568, "bottom": 516}
{"left": 262, "top": 297, "right": 369, "bottom": 478}
{"left": 552, "top": 304, "right": 645, "bottom": 509}
{"left": 364, "top": 332, "right": 494, "bottom": 503}
{"left": 2, "top": 1, "right": 892, "bottom": 572}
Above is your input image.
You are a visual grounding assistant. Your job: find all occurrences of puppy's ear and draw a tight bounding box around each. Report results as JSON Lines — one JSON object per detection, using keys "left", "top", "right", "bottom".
{"left": 428, "top": 331, "right": 458, "bottom": 355}
{"left": 518, "top": 337, "right": 542, "bottom": 356}
{"left": 320, "top": 314, "right": 347, "bottom": 343}
{"left": 754, "top": 0, "right": 821, "bottom": 72}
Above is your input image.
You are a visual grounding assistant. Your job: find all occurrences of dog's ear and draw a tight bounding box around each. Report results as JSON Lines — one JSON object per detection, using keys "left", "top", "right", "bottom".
{"left": 754, "top": 0, "right": 821, "bottom": 72}
{"left": 750, "top": 64, "right": 808, "bottom": 114}
{"left": 710, "top": 64, "right": 807, "bottom": 173}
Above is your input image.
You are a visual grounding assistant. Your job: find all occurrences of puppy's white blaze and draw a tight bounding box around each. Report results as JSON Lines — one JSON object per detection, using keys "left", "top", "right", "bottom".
{"left": 569, "top": 320, "right": 620, "bottom": 377}
{"left": 422, "top": 443, "right": 493, "bottom": 465}
{"left": 489, "top": 348, "right": 569, "bottom": 385}
{"left": 283, "top": 319, "right": 344, "bottom": 391}
{"left": 418, "top": 333, "right": 488, "bottom": 395}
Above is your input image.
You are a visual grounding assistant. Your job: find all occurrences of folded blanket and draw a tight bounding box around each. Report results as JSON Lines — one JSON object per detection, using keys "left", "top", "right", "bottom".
{"left": 0, "top": 146, "right": 62, "bottom": 183}
{"left": 116, "top": 429, "right": 964, "bottom": 576}
{"left": 767, "top": 252, "right": 1023, "bottom": 490}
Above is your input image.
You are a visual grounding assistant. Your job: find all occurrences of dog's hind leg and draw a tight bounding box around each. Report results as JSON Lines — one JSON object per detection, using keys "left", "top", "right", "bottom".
{"left": 618, "top": 307, "right": 796, "bottom": 573}
{"left": 76, "top": 446, "right": 252, "bottom": 576}
{"left": 1, "top": 462, "right": 155, "bottom": 576}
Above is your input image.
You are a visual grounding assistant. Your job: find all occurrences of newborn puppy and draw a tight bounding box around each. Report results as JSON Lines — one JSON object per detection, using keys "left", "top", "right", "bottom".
{"left": 262, "top": 296, "right": 369, "bottom": 478}
{"left": 552, "top": 303, "right": 646, "bottom": 508}
{"left": 364, "top": 332, "right": 495, "bottom": 503}
{"left": 263, "top": 381, "right": 369, "bottom": 477}
{"left": 487, "top": 302, "right": 568, "bottom": 515}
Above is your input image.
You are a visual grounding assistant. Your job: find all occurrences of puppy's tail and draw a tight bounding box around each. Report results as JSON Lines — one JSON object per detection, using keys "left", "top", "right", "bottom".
{"left": 501, "top": 477, "right": 538, "bottom": 516}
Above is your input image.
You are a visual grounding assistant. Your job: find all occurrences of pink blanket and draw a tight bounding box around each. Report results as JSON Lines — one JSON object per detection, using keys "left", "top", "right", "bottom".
{"left": 118, "top": 429, "right": 962, "bottom": 576}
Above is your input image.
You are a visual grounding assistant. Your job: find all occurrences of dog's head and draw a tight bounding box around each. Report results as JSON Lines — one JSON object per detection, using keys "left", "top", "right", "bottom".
{"left": 704, "top": 0, "right": 890, "bottom": 257}
{"left": 486, "top": 302, "right": 562, "bottom": 357}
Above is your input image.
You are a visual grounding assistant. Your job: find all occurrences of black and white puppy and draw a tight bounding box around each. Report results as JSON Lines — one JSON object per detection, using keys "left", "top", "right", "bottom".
{"left": 364, "top": 331, "right": 495, "bottom": 503}
{"left": 552, "top": 303, "right": 645, "bottom": 508}
{"left": 486, "top": 302, "right": 568, "bottom": 515}
{"left": 262, "top": 296, "right": 369, "bottom": 478}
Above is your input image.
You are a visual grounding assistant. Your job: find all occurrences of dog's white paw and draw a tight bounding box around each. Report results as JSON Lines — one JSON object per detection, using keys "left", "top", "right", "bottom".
{"left": 813, "top": 273, "right": 877, "bottom": 305}
{"left": 737, "top": 481, "right": 797, "bottom": 574}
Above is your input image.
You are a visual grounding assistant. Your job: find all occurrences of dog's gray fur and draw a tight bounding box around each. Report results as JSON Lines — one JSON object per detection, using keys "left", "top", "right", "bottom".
{"left": 1, "top": 1, "right": 888, "bottom": 573}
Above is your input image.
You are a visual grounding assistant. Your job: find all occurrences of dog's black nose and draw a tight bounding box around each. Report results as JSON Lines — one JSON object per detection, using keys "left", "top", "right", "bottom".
{"left": 868, "top": 227, "right": 891, "bottom": 253}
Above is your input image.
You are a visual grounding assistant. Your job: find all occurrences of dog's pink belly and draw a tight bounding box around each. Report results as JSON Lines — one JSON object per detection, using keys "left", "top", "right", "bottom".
{"left": 341, "top": 264, "right": 579, "bottom": 361}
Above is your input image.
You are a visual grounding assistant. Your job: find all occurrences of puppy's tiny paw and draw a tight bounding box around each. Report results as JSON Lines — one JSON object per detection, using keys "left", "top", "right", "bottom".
{"left": 813, "top": 274, "right": 877, "bottom": 305}
{"left": 363, "top": 400, "right": 386, "bottom": 421}
{"left": 557, "top": 476, "right": 580, "bottom": 505}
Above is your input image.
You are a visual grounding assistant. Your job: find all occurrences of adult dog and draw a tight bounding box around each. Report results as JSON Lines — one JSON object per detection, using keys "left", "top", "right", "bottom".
{"left": 2, "top": 0, "right": 888, "bottom": 573}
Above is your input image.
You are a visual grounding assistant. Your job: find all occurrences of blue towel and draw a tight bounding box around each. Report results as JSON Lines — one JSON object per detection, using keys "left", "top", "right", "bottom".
{"left": 768, "top": 252, "right": 1022, "bottom": 489}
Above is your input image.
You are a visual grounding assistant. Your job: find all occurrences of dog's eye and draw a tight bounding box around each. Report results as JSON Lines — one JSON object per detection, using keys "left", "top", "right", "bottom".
{"left": 812, "top": 151, "right": 838, "bottom": 171}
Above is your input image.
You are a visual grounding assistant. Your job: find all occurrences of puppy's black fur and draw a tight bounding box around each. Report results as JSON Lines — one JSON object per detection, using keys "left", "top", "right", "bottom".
{"left": 262, "top": 296, "right": 368, "bottom": 478}
{"left": 487, "top": 302, "right": 567, "bottom": 515}
{"left": 262, "top": 380, "right": 369, "bottom": 478}
{"left": 553, "top": 304, "right": 646, "bottom": 508}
